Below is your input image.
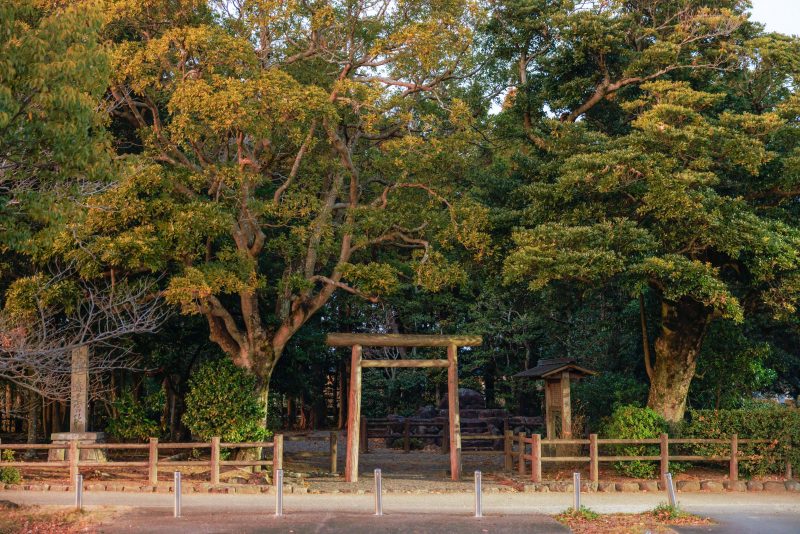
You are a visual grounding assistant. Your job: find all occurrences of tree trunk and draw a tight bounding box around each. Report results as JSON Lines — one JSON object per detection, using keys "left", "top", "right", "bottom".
{"left": 647, "top": 297, "right": 711, "bottom": 424}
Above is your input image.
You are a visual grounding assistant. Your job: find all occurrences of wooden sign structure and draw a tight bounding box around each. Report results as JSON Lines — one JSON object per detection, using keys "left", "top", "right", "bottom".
{"left": 514, "top": 358, "right": 596, "bottom": 439}
{"left": 326, "top": 333, "right": 482, "bottom": 482}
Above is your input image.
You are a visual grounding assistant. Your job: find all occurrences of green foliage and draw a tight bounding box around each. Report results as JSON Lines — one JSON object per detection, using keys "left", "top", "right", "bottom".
{"left": 601, "top": 405, "right": 666, "bottom": 478}
{"left": 652, "top": 503, "right": 689, "bottom": 520}
{"left": 0, "top": 450, "right": 21, "bottom": 485}
{"left": 182, "top": 359, "right": 270, "bottom": 442}
{"left": 682, "top": 406, "right": 800, "bottom": 476}
{"left": 559, "top": 506, "right": 600, "bottom": 521}
{"left": 106, "top": 389, "right": 164, "bottom": 442}
{"left": 574, "top": 373, "right": 649, "bottom": 431}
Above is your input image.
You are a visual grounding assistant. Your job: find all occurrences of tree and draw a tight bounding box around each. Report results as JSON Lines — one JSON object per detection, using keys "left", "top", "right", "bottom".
{"left": 62, "top": 0, "right": 490, "bottom": 423}
{"left": 503, "top": 57, "right": 800, "bottom": 422}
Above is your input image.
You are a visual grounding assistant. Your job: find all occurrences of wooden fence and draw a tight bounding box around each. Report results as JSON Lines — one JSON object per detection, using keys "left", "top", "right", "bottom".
{"left": 505, "top": 432, "right": 787, "bottom": 483}
{"left": 285, "top": 432, "right": 338, "bottom": 474}
{"left": 0, "top": 436, "right": 283, "bottom": 488}
{"left": 360, "top": 418, "right": 508, "bottom": 454}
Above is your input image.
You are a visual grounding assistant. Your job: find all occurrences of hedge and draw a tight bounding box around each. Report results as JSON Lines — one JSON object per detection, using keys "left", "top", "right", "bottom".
{"left": 682, "top": 406, "right": 800, "bottom": 477}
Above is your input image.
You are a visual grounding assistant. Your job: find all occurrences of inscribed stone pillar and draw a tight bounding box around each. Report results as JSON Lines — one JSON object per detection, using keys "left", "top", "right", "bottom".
{"left": 70, "top": 346, "right": 89, "bottom": 433}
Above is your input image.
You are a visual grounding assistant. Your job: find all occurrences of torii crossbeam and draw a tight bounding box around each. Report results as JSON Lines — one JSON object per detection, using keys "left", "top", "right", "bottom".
{"left": 326, "top": 333, "right": 482, "bottom": 482}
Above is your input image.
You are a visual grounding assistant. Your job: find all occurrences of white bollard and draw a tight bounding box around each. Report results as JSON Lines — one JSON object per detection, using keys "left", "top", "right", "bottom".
{"left": 665, "top": 472, "right": 677, "bottom": 508}
{"left": 474, "top": 470, "right": 483, "bottom": 518}
{"left": 275, "top": 469, "right": 284, "bottom": 517}
{"left": 174, "top": 471, "right": 182, "bottom": 518}
{"left": 573, "top": 472, "right": 581, "bottom": 510}
{"left": 75, "top": 474, "right": 83, "bottom": 511}
{"left": 374, "top": 468, "right": 383, "bottom": 516}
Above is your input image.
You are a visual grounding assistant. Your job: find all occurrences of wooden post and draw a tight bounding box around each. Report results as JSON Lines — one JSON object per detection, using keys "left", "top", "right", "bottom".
{"left": 531, "top": 434, "right": 542, "bottom": 483}
{"left": 441, "top": 424, "right": 449, "bottom": 454}
{"left": 517, "top": 432, "right": 525, "bottom": 475}
{"left": 148, "top": 437, "right": 158, "bottom": 486}
{"left": 274, "top": 434, "right": 284, "bottom": 472}
{"left": 345, "top": 344, "right": 362, "bottom": 482}
{"left": 544, "top": 381, "right": 554, "bottom": 440}
{"left": 560, "top": 371, "right": 572, "bottom": 438}
{"left": 329, "top": 431, "right": 338, "bottom": 475}
{"left": 210, "top": 436, "right": 220, "bottom": 485}
{"left": 659, "top": 433, "right": 669, "bottom": 484}
{"left": 787, "top": 462, "right": 793, "bottom": 480}
{"left": 504, "top": 430, "right": 513, "bottom": 471}
{"left": 360, "top": 417, "right": 368, "bottom": 453}
{"left": 68, "top": 440, "right": 78, "bottom": 488}
{"left": 729, "top": 433, "right": 738, "bottom": 482}
{"left": 589, "top": 433, "right": 598, "bottom": 483}
{"left": 447, "top": 343, "right": 461, "bottom": 481}
{"left": 403, "top": 419, "right": 410, "bottom": 453}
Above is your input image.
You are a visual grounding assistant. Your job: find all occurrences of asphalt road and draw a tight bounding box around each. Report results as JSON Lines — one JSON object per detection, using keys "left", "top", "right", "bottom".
{"left": 2, "top": 489, "right": 799, "bottom": 533}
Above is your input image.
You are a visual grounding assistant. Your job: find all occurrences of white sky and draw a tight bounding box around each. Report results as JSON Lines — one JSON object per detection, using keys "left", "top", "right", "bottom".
{"left": 750, "top": 0, "right": 800, "bottom": 36}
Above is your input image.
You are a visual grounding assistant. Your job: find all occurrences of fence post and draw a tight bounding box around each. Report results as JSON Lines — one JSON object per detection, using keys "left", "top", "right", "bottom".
{"left": 729, "top": 433, "right": 738, "bottom": 482}
{"left": 503, "top": 431, "right": 513, "bottom": 471}
{"left": 531, "top": 434, "right": 542, "bottom": 483}
{"left": 589, "top": 433, "right": 598, "bottom": 483}
{"left": 660, "top": 433, "right": 669, "bottom": 485}
{"left": 403, "top": 419, "right": 410, "bottom": 453}
{"left": 787, "top": 462, "right": 793, "bottom": 480}
{"left": 360, "top": 418, "right": 368, "bottom": 453}
{"left": 517, "top": 432, "right": 525, "bottom": 475}
{"left": 148, "top": 437, "right": 159, "bottom": 486}
{"left": 441, "top": 425, "right": 449, "bottom": 454}
{"left": 330, "top": 431, "right": 338, "bottom": 475}
{"left": 69, "top": 440, "right": 79, "bottom": 488}
{"left": 273, "top": 434, "right": 284, "bottom": 475}
{"left": 210, "top": 436, "right": 220, "bottom": 485}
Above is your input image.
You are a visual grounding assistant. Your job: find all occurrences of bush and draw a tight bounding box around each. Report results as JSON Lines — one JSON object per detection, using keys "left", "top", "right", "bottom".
{"left": 682, "top": 406, "right": 800, "bottom": 477}
{"left": 601, "top": 405, "right": 666, "bottom": 479}
{"left": 182, "top": 359, "right": 270, "bottom": 443}
{"left": 106, "top": 389, "right": 163, "bottom": 441}
{"left": 574, "top": 372, "right": 648, "bottom": 431}
{"left": 0, "top": 450, "right": 21, "bottom": 484}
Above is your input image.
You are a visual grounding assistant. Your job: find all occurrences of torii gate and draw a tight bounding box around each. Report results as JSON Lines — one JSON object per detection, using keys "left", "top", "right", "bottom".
{"left": 326, "top": 333, "right": 482, "bottom": 482}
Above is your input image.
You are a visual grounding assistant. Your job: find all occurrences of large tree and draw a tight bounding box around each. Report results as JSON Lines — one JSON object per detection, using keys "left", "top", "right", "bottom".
{"left": 61, "top": 0, "right": 489, "bottom": 419}
{"left": 499, "top": 0, "right": 800, "bottom": 422}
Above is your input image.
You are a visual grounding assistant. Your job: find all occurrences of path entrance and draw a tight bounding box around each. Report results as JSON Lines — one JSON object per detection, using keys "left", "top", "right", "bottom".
{"left": 325, "top": 333, "right": 482, "bottom": 482}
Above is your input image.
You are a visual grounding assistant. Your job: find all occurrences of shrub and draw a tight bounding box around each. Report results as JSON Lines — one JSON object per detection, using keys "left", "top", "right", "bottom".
{"left": 682, "top": 406, "right": 800, "bottom": 477}
{"left": 601, "top": 405, "right": 666, "bottom": 479}
{"left": 106, "top": 389, "right": 163, "bottom": 441}
{"left": 0, "top": 450, "right": 21, "bottom": 484}
{"left": 182, "top": 359, "right": 270, "bottom": 443}
{"left": 574, "top": 372, "right": 649, "bottom": 431}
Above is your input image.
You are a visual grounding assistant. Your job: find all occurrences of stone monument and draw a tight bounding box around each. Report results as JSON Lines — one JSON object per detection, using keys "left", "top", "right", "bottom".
{"left": 48, "top": 346, "right": 106, "bottom": 461}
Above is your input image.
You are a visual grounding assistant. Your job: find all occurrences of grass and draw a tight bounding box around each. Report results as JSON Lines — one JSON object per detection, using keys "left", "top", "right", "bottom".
{"left": 555, "top": 502, "right": 712, "bottom": 533}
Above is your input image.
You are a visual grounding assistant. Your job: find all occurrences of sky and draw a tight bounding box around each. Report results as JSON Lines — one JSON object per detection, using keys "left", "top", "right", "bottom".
{"left": 750, "top": 0, "right": 800, "bottom": 35}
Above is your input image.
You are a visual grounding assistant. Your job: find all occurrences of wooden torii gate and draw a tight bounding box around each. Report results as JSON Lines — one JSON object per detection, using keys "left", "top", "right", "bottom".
{"left": 326, "top": 333, "right": 482, "bottom": 482}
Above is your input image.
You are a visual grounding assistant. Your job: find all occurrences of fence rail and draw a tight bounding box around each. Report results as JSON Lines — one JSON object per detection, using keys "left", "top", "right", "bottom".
{"left": 0, "top": 436, "right": 283, "bottom": 487}
{"left": 502, "top": 432, "right": 785, "bottom": 484}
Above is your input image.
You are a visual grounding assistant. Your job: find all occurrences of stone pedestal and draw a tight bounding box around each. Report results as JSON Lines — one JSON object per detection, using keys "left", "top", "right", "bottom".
{"left": 47, "top": 346, "right": 106, "bottom": 462}
{"left": 48, "top": 431, "right": 107, "bottom": 461}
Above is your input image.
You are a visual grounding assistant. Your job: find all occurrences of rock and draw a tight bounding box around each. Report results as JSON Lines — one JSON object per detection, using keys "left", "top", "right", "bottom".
{"left": 723, "top": 481, "right": 747, "bottom": 492}
{"left": 0, "top": 500, "right": 20, "bottom": 510}
{"left": 676, "top": 480, "right": 701, "bottom": 492}
{"left": 700, "top": 480, "right": 724, "bottom": 492}
{"left": 763, "top": 481, "right": 787, "bottom": 492}
{"left": 48, "top": 485, "right": 69, "bottom": 492}
{"left": 292, "top": 486, "right": 308, "bottom": 494}
{"left": 416, "top": 405, "right": 438, "bottom": 419}
{"left": 785, "top": 481, "right": 800, "bottom": 492}
{"left": 598, "top": 482, "right": 616, "bottom": 492}
{"left": 236, "top": 485, "right": 260, "bottom": 494}
{"left": 639, "top": 481, "right": 659, "bottom": 492}
{"left": 746, "top": 481, "right": 763, "bottom": 491}
{"left": 549, "top": 481, "right": 573, "bottom": 492}
{"left": 439, "top": 388, "right": 484, "bottom": 409}
{"left": 616, "top": 482, "right": 640, "bottom": 492}
{"left": 522, "top": 484, "right": 538, "bottom": 493}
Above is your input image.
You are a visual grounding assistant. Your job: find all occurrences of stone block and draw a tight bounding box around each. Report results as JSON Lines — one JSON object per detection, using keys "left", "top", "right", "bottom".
{"left": 676, "top": 480, "right": 701, "bottom": 492}
{"left": 746, "top": 481, "right": 763, "bottom": 491}
{"left": 723, "top": 481, "right": 747, "bottom": 492}
{"left": 48, "top": 485, "right": 69, "bottom": 492}
{"left": 616, "top": 482, "right": 640, "bottom": 492}
{"left": 763, "top": 481, "right": 787, "bottom": 492}
{"left": 785, "top": 481, "right": 800, "bottom": 492}
{"left": 598, "top": 482, "right": 616, "bottom": 492}
{"left": 236, "top": 485, "right": 260, "bottom": 494}
{"left": 639, "top": 481, "right": 658, "bottom": 492}
{"left": 700, "top": 480, "right": 724, "bottom": 492}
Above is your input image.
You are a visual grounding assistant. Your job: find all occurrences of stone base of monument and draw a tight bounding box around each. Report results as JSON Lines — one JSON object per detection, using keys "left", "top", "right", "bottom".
{"left": 48, "top": 432, "right": 108, "bottom": 462}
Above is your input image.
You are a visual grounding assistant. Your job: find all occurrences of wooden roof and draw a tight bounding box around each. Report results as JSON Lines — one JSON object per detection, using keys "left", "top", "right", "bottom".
{"left": 513, "top": 358, "right": 596, "bottom": 379}
{"left": 326, "top": 333, "right": 482, "bottom": 347}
